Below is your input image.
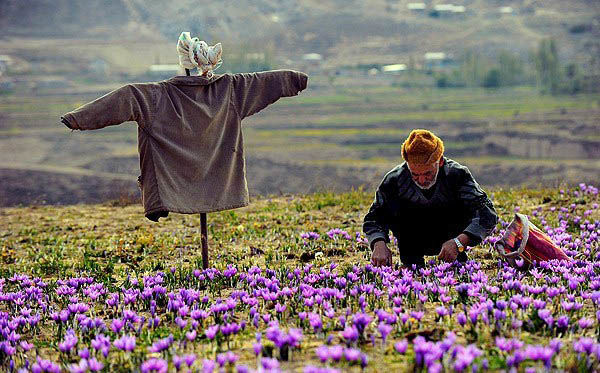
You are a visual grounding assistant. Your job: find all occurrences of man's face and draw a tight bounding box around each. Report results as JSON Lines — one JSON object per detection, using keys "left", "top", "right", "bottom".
{"left": 407, "top": 160, "right": 440, "bottom": 190}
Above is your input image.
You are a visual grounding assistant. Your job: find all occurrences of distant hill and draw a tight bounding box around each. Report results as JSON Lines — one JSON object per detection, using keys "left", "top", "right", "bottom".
{"left": 1, "top": 0, "right": 599, "bottom": 68}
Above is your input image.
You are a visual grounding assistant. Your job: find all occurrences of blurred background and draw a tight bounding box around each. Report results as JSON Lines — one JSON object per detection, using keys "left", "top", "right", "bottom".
{"left": 0, "top": 0, "right": 599, "bottom": 207}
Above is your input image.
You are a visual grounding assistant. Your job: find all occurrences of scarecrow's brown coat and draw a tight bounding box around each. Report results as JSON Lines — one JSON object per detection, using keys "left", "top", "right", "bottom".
{"left": 62, "top": 70, "right": 308, "bottom": 220}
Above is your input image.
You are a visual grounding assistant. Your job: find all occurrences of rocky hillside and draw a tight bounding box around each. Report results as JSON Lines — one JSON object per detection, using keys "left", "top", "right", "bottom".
{"left": 1, "top": 0, "right": 599, "bottom": 67}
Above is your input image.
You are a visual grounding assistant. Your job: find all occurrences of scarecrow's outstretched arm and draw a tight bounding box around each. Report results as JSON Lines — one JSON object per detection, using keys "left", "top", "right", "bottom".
{"left": 231, "top": 70, "right": 308, "bottom": 119}
{"left": 61, "top": 84, "right": 154, "bottom": 131}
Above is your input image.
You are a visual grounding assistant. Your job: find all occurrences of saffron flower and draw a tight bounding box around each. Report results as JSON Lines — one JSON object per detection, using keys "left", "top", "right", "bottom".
{"left": 114, "top": 335, "right": 136, "bottom": 352}
{"left": 394, "top": 339, "right": 408, "bottom": 354}
{"left": 140, "top": 358, "right": 168, "bottom": 373}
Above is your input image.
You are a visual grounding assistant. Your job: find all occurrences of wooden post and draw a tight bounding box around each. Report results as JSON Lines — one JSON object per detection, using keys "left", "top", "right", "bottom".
{"left": 201, "top": 213, "right": 209, "bottom": 269}
{"left": 186, "top": 68, "right": 210, "bottom": 269}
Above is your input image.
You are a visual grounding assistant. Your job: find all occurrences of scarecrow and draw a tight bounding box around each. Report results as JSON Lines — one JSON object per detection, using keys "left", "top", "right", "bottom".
{"left": 61, "top": 32, "right": 309, "bottom": 267}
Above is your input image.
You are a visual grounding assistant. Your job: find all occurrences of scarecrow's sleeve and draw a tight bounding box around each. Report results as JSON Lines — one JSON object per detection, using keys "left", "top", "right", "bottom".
{"left": 363, "top": 180, "right": 394, "bottom": 250}
{"left": 61, "top": 84, "right": 154, "bottom": 131}
{"left": 231, "top": 70, "right": 308, "bottom": 118}
{"left": 457, "top": 168, "right": 498, "bottom": 246}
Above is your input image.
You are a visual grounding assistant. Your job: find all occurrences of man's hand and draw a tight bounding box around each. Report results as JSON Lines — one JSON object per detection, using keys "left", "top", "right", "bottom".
{"left": 438, "top": 239, "right": 459, "bottom": 263}
{"left": 372, "top": 241, "right": 392, "bottom": 267}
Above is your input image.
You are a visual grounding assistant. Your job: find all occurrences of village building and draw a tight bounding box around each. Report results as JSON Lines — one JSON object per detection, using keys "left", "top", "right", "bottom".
{"left": 301, "top": 53, "right": 323, "bottom": 74}
{"left": 407, "top": 3, "right": 426, "bottom": 12}
{"left": 0, "top": 55, "right": 13, "bottom": 75}
{"left": 382, "top": 64, "right": 407, "bottom": 75}
{"left": 147, "top": 64, "right": 182, "bottom": 79}
{"left": 433, "top": 4, "right": 466, "bottom": 16}
{"left": 424, "top": 52, "right": 456, "bottom": 70}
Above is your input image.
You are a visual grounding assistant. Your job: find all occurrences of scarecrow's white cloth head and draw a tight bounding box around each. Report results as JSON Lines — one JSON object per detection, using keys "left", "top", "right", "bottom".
{"left": 176, "top": 32, "right": 222, "bottom": 77}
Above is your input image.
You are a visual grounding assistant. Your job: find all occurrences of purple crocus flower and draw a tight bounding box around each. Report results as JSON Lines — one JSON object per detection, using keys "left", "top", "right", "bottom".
{"left": 573, "top": 337, "right": 595, "bottom": 354}
{"left": 261, "top": 357, "right": 280, "bottom": 370}
{"left": 185, "top": 329, "right": 197, "bottom": 341}
{"left": 329, "top": 345, "right": 343, "bottom": 362}
{"left": 287, "top": 328, "right": 303, "bottom": 347}
{"left": 205, "top": 325, "right": 219, "bottom": 340}
{"left": 173, "top": 355, "right": 184, "bottom": 371}
{"left": 221, "top": 322, "right": 242, "bottom": 336}
{"left": 495, "top": 337, "right": 513, "bottom": 352}
{"left": 352, "top": 313, "right": 372, "bottom": 334}
{"left": 549, "top": 339, "right": 562, "bottom": 354}
{"left": 58, "top": 329, "right": 78, "bottom": 353}
{"left": 304, "top": 366, "right": 341, "bottom": 373}
{"left": 253, "top": 342, "right": 262, "bottom": 356}
{"left": 148, "top": 334, "right": 173, "bottom": 353}
{"left": 20, "top": 341, "right": 34, "bottom": 352}
{"left": 301, "top": 232, "right": 320, "bottom": 241}
{"left": 32, "top": 358, "right": 61, "bottom": 373}
{"left": 394, "top": 339, "right": 408, "bottom": 354}
{"left": 343, "top": 347, "right": 361, "bottom": 362}
{"left": 456, "top": 312, "right": 467, "bottom": 326}
{"left": 68, "top": 359, "right": 88, "bottom": 373}
{"left": 377, "top": 322, "right": 392, "bottom": 344}
{"left": 341, "top": 326, "right": 359, "bottom": 344}
{"left": 110, "top": 318, "right": 125, "bottom": 333}
{"left": 410, "top": 311, "right": 424, "bottom": 322}
{"left": 202, "top": 359, "right": 216, "bottom": 373}
{"left": 578, "top": 317, "right": 594, "bottom": 329}
{"left": 436, "top": 306, "right": 451, "bottom": 318}
{"left": 191, "top": 309, "right": 210, "bottom": 320}
{"left": 453, "top": 346, "right": 481, "bottom": 372}
{"left": 511, "top": 318, "right": 523, "bottom": 330}
{"left": 140, "top": 358, "right": 168, "bottom": 373}
{"left": 308, "top": 313, "right": 322, "bottom": 332}
{"left": 87, "top": 358, "right": 104, "bottom": 372}
{"left": 556, "top": 315, "right": 569, "bottom": 329}
{"left": 91, "top": 334, "right": 110, "bottom": 357}
{"left": 524, "top": 345, "right": 555, "bottom": 369}
{"left": 537, "top": 309, "right": 554, "bottom": 327}
{"left": 78, "top": 348, "right": 90, "bottom": 359}
{"left": 216, "top": 353, "right": 227, "bottom": 367}
{"left": 507, "top": 350, "right": 526, "bottom": 368}
{"left": 175, "top": 317, "right": 188, "bottom": 330}
{"left": 114, "top": 335, "right": 136, "bottom": 352}
{"left": 316, "top": 345, "right": 330, "bottom": 363}
{"left": 225, "top": 351, "right": 239, "bottom": 364}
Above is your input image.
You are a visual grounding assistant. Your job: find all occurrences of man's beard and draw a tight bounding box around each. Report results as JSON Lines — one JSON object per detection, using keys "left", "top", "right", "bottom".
{"left": 415, "top": 167, "right": 439, "bottom": 190}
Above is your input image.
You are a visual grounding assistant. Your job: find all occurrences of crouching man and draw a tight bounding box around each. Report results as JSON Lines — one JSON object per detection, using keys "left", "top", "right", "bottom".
{"left": 363, "top": 129, "right": 498, "bottom": 268}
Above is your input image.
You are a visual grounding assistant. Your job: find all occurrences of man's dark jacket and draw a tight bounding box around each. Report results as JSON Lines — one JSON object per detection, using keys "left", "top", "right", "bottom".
{"left": 363, "top": 157, "right": 498, "bottom": 262}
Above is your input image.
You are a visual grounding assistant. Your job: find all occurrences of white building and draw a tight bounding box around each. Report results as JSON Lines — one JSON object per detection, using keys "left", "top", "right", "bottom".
{"left": 424, "top": 52, "right": 455, "bottom": 70}
{"left": 434, "top": 4, "right": 466, "bottom": 14}
{"left": 302, "top": 53, "right": 323, "bottom": 62}
{"left": 148, "top": 64, "right": 182, "bottom": 78}
{"left": 407, "top": 3, "right": 426, "bottom": 11}
{"left": 301, "top": 53, "right": 324, "bottom": 72}
{"left": 425, "top": 52, "right": 446, "bottom": 60}
{"left": 382, "top": 64, "right": 407, "bottom": 74}
{"left": 0, "top": 55, "right": 13, "bottom": 75}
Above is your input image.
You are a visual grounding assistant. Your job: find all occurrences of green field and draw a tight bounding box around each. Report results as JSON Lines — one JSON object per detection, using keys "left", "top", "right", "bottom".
{"left": 1, "top": 85, "right": 599, "bottom": 208}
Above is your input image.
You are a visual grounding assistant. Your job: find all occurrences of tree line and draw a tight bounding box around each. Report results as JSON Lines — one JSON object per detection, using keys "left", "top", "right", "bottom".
{"left": 429, "top": 39, "right": 588, "bottom": 94}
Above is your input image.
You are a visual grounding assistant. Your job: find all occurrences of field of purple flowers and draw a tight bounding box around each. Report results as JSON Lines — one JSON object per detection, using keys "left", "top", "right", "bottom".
{"left": 0, "top": 183, "right": 599, "bottom": 372}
